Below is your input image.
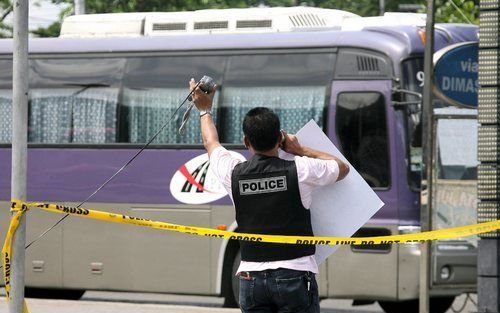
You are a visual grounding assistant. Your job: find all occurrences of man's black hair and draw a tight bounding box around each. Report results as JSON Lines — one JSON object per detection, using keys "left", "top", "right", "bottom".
{"left": 242, "top": 107, "right": 281, "bottom": 152}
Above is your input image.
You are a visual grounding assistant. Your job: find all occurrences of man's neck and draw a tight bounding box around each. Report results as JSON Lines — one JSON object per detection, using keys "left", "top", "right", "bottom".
{"left": 254, "top": 148, "right": 279, "bottom": 158}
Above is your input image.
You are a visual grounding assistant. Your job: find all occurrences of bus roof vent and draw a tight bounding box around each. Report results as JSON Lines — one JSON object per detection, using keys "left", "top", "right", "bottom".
{"left": 194, "top": 21, "right": 229, "bottom": 30}
{"left": 60, "top": 7, "right": 360, "bottom": 38}
{"left": 152, "top": 22, "right": 187, "bottom": 32}
{"left": 335, "top": 49, "right": 391, "bottom": 79}
{"left": 356, "top": 55, "right": 380, "bottom": 74}
{"left": 236, "top": 19, "right": 272, "bottom": 29}
{"left": 289, "top": 13, "right": 327, "bottom": 28}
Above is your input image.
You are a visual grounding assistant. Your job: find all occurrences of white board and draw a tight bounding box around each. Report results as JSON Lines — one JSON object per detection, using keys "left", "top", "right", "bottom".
{"left": 279, "top": 120, "right": 385, "bottom": 264}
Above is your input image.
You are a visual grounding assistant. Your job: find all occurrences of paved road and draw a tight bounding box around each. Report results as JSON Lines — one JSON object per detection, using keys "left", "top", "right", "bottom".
{"left": 0, "top": 288, "right": 477, "bottom": 313}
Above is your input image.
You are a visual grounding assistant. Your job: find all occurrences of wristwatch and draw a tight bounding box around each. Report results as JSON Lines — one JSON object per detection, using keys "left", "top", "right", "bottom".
{"left": 199, "top": 109, "right": 212, "bottom": 117}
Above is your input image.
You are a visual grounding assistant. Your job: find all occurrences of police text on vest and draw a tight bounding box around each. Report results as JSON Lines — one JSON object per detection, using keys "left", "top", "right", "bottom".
{"left": 239, "top": 176, "right": 287, "bottom": 195}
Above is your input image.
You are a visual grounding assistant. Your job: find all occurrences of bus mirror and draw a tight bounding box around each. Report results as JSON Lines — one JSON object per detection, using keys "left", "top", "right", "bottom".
{"left": 392, "top": 88, "right": 422, "bottom": 108}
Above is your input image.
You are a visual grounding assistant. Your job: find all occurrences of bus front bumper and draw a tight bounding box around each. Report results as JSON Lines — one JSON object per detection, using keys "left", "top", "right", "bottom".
{"left": 398, "top": 240, "right": 477, "bottom": 300}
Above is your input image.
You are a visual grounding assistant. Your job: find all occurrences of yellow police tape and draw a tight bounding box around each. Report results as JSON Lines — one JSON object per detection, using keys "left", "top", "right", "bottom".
{"left": 3, "top": 198, "right": 500, "bottom": 312}
{"left": 2, "top": 202, "right": 29, "bottom": 313}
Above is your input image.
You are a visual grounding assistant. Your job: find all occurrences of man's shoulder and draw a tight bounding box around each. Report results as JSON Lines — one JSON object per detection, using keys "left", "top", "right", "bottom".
{"left": 210, "top": 145, "right": 229, "bottom": 159}
{"left": 210, "top": 146, "right": 245, "bottom": 176}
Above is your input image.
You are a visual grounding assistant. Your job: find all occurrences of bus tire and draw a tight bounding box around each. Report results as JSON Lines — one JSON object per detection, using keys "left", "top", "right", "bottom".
{"left": 378, "top": 296, "right": 455, "bottom": 313}
{"left": 222, "top": 241, "right": 240, "bottom": 308}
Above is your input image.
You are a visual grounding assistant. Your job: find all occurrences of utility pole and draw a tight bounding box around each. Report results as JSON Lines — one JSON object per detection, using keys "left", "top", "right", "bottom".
{"left": 10, "top": 0, "right": 29, "bottom": 312}
{"left": 419, "top": 0, "right": 435, "bottom": 312}
{"left": 477, "top": 0, "right": 500, "bottom": 312}
{"left": 74, "top": 0, "right": 85, "bottom": 15}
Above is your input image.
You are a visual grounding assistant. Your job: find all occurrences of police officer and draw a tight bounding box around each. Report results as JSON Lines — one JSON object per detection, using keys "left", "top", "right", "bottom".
{"left": 190, "top": 79, "right": 349, "bottom": 313}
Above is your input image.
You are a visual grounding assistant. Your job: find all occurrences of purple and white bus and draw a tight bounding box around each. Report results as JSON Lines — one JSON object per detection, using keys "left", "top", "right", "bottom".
{"left": 0, "top": 8, "right": 478, "bottom": 313}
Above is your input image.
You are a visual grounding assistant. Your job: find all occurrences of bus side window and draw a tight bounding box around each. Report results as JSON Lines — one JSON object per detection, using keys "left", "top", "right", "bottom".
{"left": 28, "top": 88, "right": 119, "bottom": 144}
{"left": 220, "top": 53, "right": 334, "bottom": 144}
{"left": 121, "top": 87, "right": 219, "bottom": 144}
{"left": 436, "top": 118, "right": 478, "bottom": 180}
{"left": 335, "top": 92, "right": 390, "bottom": 188}
{"left": 25, "top": 57, "right": 125, "bottom": 144}
{"left": 0, "top": 89, "right": 12, "bottom": 143}
{"left": 0, "top": 60, "right": 13, "bottom": 144}
{"left": 121, "top": 56, "right": 225, "bottom": 145}
{"left": 220, "top": 86, "right": 325, "bottom": 143}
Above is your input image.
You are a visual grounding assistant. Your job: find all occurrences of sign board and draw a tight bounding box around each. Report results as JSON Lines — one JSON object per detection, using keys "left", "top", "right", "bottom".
{"left": 280, "top": 120, "right": 384, "bottom": 264}
{"left": 433, "top": 42, "right": 478, "bottom": 108}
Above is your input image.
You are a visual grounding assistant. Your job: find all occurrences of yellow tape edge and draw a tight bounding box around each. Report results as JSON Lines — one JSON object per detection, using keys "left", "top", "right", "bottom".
{"left": 11, "top": 199, "right": 500, "bottom": 245}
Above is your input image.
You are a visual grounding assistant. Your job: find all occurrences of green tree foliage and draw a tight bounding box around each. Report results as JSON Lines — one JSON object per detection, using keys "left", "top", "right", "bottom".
{"left": 0, "top": 0, "right": 13, "bottom": 37}
{"left": 434, "top": 0, "right": 479, "bottom": 24}
{"left": 32, "top": 0, "right": 479, "bottom": 37}
{"left": 32, "top": 21, "right": 62, "bottom": 37}
{"left": 308, "top": 0, "right": 478, "bottom": 23}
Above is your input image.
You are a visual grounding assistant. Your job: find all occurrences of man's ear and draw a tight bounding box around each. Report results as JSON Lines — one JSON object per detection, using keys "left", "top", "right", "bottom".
{"left": 278, "top": 130, "right": 285, "bottom": 149}
{"left": 243, "top": 136, "right": 250, "bottom": 149}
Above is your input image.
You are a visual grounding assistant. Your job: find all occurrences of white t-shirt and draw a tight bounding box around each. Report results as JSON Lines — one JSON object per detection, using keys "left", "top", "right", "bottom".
{"left": 210, "top": 146, "right": 340, "bottom": 274}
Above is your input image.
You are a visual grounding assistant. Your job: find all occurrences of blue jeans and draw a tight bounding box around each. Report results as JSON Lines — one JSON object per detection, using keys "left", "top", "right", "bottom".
{"left": 238, "top": 268, "right": 320, "bottom": 313}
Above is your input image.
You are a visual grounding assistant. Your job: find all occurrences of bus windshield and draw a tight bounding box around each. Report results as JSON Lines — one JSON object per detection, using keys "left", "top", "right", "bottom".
{"left": 401, "top": 58, "right": 424, "bottom": 190}
{"left": 400, "top": 58, "right": 478, "bottom": 192}
{"left": 436, "top": 113, "right": 478, "bottom": 180}
{"left": 433, "top": 112, "right": 478, "bottom": 238}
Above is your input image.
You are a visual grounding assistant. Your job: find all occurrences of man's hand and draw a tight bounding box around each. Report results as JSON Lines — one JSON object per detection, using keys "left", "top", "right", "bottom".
{"left": 281, "top": 130, "right": 350, "bottom": 181}
{"left": 190, "top": 78, "right": 216, "bottom": 111}
{"left": 281, "top": 130, "right": 304, "bottom": 156}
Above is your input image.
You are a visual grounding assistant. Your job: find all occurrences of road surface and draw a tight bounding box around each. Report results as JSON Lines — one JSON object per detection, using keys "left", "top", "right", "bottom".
{"left": 0, "top": 288, "right": 477, "bottom": 313}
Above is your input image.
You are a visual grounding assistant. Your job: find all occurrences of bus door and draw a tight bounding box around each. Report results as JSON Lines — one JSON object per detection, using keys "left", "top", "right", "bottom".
{"left": 328, "top": 80, "right": 396, "bottom": 221}
{"left": 326, "top": 80, "right": 400, "bottom": 298}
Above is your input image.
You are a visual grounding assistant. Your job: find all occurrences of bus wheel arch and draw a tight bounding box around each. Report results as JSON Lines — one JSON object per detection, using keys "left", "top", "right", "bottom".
{"left": 378, "top": 296, "right": 455, "bottom": 313}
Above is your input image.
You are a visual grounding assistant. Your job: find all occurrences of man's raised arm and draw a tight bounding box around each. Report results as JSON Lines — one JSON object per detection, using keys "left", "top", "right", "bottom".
{"left": 189, "top": 78, "right": 221, "bottom": 157}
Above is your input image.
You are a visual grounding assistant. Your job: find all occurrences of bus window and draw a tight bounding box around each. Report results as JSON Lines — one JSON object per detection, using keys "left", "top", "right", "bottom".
{"left": 122, "top": 87, "right": 219, "bottom": 144}
{"left": 336, "top": 92, "right": 389, "bottom": 188}
{"left": 121, "top": 56, "right": 225, "bottom": 144}
{"left": 436, "top": 117, "right": 478, "bottom": 180}
{"left": 221, "top": 86, "right": 325, "bottom": 143}
{"left": 221, "top": 53, "right": 333, "bottom": 143}
{"left": 124, "top": 56, "right": 225, "bottom": 88}
{"left": 72, "top": 88, "right": 118, "bottom": 143}
{"left": 30, "top": 58, "right": 126, "bottom": 87}
{"left": 401, "top": 58, "right": 424, "bottom": 189}
{"left": 224, "top": 53, "right": 333, "bottom": 86}
{"left": 28, "top": 88, "right": 119, "bottom": 144}
{"left": 0, "top": 60, "right": 13, "bottom": 144}
{"left": 0, "top": 90, "right": 12, "bottom": 143}
{"left": 401, "top": 57, "right": 453, "bottom": 190}
{"left": 433, "top": 115, "right": 477, "bottom": 236}
{"left": 0, "top": 60, "right": 12, "bottom": 88}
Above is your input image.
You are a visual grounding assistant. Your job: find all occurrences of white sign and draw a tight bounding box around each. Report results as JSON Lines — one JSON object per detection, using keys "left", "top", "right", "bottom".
{"left": 279, "top": 120, "right": 385, "bottom": 264}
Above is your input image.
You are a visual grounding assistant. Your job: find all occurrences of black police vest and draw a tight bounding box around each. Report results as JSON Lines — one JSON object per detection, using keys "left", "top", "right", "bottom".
{"left": 231, "top": 154, "right": 315, "bottom": 262}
